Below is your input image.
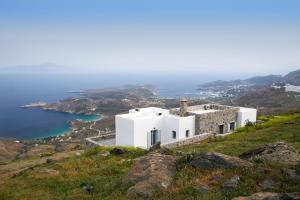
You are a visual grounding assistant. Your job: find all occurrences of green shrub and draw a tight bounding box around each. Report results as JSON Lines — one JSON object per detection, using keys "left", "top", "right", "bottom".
{"left": 84, "top": 146, "right": 146, "bottom": 157}
{"left": 251, "top": 156, "right": 266, "bottom": 164}
{"left": 180, "top": 186, "right": 199, "bottom": 197}
{"left": 40, "top": 152, "right": 54, "bottom": 157}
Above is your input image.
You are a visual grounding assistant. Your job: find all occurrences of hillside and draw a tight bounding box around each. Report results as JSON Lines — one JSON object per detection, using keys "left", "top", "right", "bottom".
{"left": 284, "top": 69, "right": 300, "bottom": 86}
{"left": 0, "top": 138, "right": 24, "bottom": 164}
{"left": 197, "top": 69, "right": 300, "bottom": 114}
{"left": 229, "top": 87, "right": 300, "bottom": 115}
{"left": 199, "top": 69, "right": 300, "bottom": 89}
{"left": 1, "top": 112, "right": 300, "bottom": 199}
{"left": 200, "top": 75, "right": 283, "bottom": 88}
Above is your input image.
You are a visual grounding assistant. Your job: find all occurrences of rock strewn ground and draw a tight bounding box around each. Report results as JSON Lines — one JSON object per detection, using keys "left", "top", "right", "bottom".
{"left": 239, "top": 141, "right": 300, "bottom": 165}
{"left": 123, "top": 151, "right": 178, "bottom": 199}
{"left": 232, "top": 192, "right": 300, "bottom": 200}
{"left": 190, "top": 152, "right": 253, "bottom": 169}
{"left": 0, "top": 138, "right": 24, "bottom": 164}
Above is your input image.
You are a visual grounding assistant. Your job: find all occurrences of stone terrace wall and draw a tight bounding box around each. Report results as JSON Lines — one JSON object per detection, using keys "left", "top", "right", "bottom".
{"left": 194, "top": 108, "right": 239, "bottom": 135}
{"left": 187, "top": 104, "right": 234, "bottom": 112}
{"left": 161, "top": 133, "right": 213, "bottom": 148}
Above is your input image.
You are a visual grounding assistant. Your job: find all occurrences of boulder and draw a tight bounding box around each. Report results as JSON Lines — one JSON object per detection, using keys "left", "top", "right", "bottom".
{"left": 259, "top": 179, "right": 278, "bottom": 190}
{"left": 123, "top": 152, "right": 177, "bottom": 199}
{"left": 110, "top": 148, "right": 129, "bottom": 155}
{"left": 210, "top": 175, "right": 221, "bottom": 182}
{"left": 256, "top": 167, "right": 272, "bottom": 175}
{"left": 38, "top": 168, "right": 59, "bottom": 176}
{"left": 222, "top": 175, "right": 240, "bottom": 189}
{"left": 190, "top": 152, "right": 253, "bottom": 169}
{"left": 12, "top": 166, "right": 34, "bottom": 178}
{"left": 149, "top": 142, "right": 173, "bottom": 155}
{"left": 281, "top": 168, "right": 300, "bottom": 181}
{"left": 232, "top": 192, "right": 300, "bottom": 200}
{"left": 239, "top": 141, "right": 300, "bottom": 165}
{"left": 149, "top": 142, "right": 161, "bottom": 151}
{"left": 81, "top": 183, "right": 94, "bottom": 194}
{"left": 195, "top": 185, "right": 209, "bottom": 193}
{"left": 46, "top": 158, "right": 54, "bottom": 164}
{"left": 97, "top": 151, "right": 110, "bottom": 157}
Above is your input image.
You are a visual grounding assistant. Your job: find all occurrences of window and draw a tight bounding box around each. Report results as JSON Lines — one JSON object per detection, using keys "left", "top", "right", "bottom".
{"left": 230, "top": 122, "right": 235, "bottom": 131}
{"left": 186, "top": 130, "right": 190, "bottom": 138}
{"left": 172, "top": 131, "right": 176, "bottom": 139}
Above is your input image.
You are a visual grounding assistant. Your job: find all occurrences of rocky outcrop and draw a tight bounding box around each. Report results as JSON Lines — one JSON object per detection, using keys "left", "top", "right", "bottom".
{"left": 38, "top": 168, "right": 59, "bottom": 176}
{"left": 259, "top": 179, "right": 278, "bottom": 190}
{"left": 281, "top": 168, "right": 300, "bottom": 181}
{"left": 123, "top": 151, "right": 177, "bottom": 199}
{"left": 109, "top": 148, "right": 129, "bottom": 155}
{"left": 149, "top": 142, "right": 173, "bottom": 155}
{"left": 239, "top": 141, "right": 300, "bottom": 165}
{"left": 232, "top": 192, "right": 300, "bottom": 200}
{"left": 222, "top": 175, "right": 240, "bottom": 189}
{"left": 190, "top": 152, "right": 253, "bottom": 169}
{"left": 196, "top": 185, "right": 209, "bottom": 193}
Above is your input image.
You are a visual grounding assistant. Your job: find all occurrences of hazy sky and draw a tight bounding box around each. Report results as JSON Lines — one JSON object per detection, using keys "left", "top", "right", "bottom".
{"left": 1, "top": 0, "right": 300, "bottom": 75}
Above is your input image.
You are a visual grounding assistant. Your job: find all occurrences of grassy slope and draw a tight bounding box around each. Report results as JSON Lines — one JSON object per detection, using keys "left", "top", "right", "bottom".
{"left": 1, "top": 113, "right": 300, "bottom": 200}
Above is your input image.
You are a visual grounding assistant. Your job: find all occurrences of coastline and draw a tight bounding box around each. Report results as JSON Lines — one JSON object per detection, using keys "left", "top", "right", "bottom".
{"left": 25, "top": 114, "right": 101, "bottom": 141}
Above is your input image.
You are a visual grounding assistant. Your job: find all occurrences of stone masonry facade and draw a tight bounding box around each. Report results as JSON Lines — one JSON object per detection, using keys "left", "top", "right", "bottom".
{"left": 192, "top": 107, "right": 239, "bottom": 135}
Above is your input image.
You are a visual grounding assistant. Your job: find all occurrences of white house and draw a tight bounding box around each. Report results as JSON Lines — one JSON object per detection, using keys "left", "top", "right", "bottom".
{"left": 115, "top": 100, "right": 256, "bottom": 149}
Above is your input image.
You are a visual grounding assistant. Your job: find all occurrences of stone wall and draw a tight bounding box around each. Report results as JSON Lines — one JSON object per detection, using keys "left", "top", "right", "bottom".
{"left": 194, "top": 108, "right": 239, "bottom": 135}
{"left": 161, "top": 133, "right": 213, "bottom": 148}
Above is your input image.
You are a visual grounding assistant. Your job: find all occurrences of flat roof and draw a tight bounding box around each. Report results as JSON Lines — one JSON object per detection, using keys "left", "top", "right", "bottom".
{"left": 188, "top": 109, "right": 218, "bottom": 114}
{"left": 239, "top": 107, "right": 257, "bottom": 112}
{"left": 117, "top": 107, "right": 169, "bottom": 120}
{"left": 118, "top": 112, "right": 162, "bottom": 120}
{"left": 117, "top": 105, "right": 256, "bottom": 120}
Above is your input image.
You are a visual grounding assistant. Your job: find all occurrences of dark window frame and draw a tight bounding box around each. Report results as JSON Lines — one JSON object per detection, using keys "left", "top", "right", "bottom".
{"left": 172, "top": 131, "right": 176, "bottom": 139}
{"left": 185, "top": 130, "right": 190, "bottom": 138}
{"left": 230, "top": 122, "right": 235, "bottom": 131}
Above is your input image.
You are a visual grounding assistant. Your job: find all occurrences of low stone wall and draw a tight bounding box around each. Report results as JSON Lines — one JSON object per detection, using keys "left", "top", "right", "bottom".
{"left": 85, "top": 134, "right": 115, "bottom": 148}
{"left": 161, "top": 133, "right": 213, "bottom": 148}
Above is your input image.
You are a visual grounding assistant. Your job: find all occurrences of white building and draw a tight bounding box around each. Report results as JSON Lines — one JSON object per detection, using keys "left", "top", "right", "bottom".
{"left": 115, "top": 101, "right": 256, "bottom": 149}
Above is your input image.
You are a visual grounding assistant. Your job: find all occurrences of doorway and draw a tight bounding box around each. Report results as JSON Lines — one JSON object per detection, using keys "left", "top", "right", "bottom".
{"left": 151, "top": 130, "right": 159, "bottom": 146}
{"left": 230, "top": 122, "right": 235, "bottom": 131}
{"left": 219, "top": 124, "right": 224, "bottom": 134}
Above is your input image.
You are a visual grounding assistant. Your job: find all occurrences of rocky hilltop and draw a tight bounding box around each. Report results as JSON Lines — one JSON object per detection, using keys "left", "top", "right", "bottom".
{"left": 199, "top": 69, "right": 300, "bottom": 89}
{"left": 38, "top": 85, "right": 159, "bottom": 115}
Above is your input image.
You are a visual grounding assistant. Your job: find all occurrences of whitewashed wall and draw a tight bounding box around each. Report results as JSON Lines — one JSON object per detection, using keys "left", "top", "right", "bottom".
{"left": 178, "top": 115, "right": 195, "bottom": 139}
{"left": 162, "top": 115, "right": 195, "bottom": 144}
{"left": 133, "top": 116, "right": 164, "bottom": 148}
{"left": 115, "top": 116, "right": 135, "bottom": 146}
{"left": 237, "top": 108, "right": 257, "bottom": 127}
{"left": 116, "top": 113, "right": 195, "bottom": 149}
{"left": 162, "top": 115, "right": 180, "bottom": 144}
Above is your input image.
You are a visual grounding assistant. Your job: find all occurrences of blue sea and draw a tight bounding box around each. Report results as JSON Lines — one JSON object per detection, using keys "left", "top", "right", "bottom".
{"left": 0, "top": 72, "right": 241, "bottom": 140}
